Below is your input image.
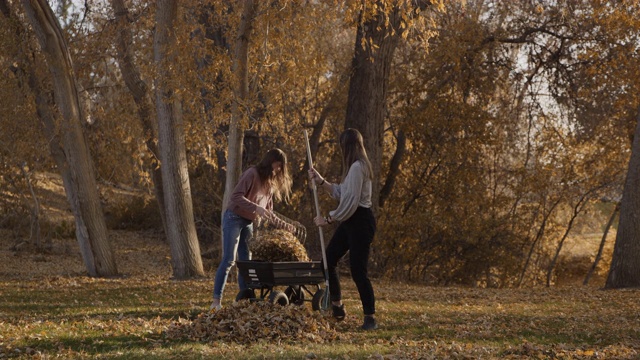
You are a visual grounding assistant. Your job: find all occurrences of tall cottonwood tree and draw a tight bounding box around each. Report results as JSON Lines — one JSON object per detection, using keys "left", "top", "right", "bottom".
{"left": 344, "top": 1, "right": 402, "bottom": 211}
{"left": 344, "top": 0, "right": 436, "bottom": 211}
{"left": 17, "top": 0, "right": 117, "bottom": 277}
{"left": 606, "top": 110, "right": 640, "bottom": 288}
{"left": 154, "top": 0, "right": 204, "bottom": 278}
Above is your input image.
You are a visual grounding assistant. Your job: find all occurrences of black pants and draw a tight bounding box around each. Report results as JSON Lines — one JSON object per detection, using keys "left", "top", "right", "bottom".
{"left": 325, "top": 206, "right": 376, "bottom": 315}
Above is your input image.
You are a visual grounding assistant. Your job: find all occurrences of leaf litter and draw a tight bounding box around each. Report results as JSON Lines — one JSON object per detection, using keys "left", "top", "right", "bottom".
{"left": 2, "top": 229, "right": 640, "bottom": 358}
{"left": 165, "top": 300, "right": 337, "bottom": 344}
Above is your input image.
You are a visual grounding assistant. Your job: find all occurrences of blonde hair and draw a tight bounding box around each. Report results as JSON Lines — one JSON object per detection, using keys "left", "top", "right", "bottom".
{"left": 339, "top": 128, "right": 373, "bottom": 180}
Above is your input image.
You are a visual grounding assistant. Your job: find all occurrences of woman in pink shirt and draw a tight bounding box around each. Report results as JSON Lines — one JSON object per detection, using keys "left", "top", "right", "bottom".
{"left": 210, "top": 148, "right": 292, "bottom": 310}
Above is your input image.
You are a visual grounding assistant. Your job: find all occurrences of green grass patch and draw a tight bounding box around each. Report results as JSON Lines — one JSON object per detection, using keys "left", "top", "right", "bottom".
{"left": 1, "top": 277, "right": 640, "bottom": 359}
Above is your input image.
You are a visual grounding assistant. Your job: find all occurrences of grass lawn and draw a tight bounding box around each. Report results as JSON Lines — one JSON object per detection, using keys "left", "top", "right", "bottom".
{"left": 2, "top": 274, "right": 640, "bottom": 359}
{"left": 1, "top": 230, "right": 639, "bottom": 359}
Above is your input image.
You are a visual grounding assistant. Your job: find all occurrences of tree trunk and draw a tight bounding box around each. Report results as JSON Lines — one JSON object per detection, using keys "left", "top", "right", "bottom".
{"left": 221, "top": 0, "right": 257, "bottom": 214}
{"left": 605, "top": 110, "right": 640, "bottom": 288}
{"left": 154, "top": 0, "right": 204, "bottom": 279}
{"left": 20, "top": 0, "right": 117, "bottom": 277}
{"left": 344, "top": 3, "right": 401, "bottom": 213}
{"left": 110, "top": 0, "right": 168, "bottom": 238}
{"left": 584, "top": 202, "right": 619, "bottom": 286}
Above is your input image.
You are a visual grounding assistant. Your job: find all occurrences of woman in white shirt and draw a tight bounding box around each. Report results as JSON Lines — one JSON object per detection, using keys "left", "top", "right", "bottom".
{"left": 308, "top": 128, "right": 377, "bottom": 331}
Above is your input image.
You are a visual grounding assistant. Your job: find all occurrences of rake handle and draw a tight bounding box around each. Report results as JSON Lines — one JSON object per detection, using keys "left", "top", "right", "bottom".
{"left": 304, "top": 130, "right": 330, "bottom": 290}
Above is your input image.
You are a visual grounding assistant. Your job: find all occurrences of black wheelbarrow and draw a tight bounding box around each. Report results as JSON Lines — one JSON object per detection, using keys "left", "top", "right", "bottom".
{"left": 235, "top": 260, "right": 327, "bottom": 310}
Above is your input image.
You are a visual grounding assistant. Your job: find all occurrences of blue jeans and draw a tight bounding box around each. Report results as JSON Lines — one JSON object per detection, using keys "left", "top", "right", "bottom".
{"left": 212, "top": 209, "right": 253, "bottom": 300}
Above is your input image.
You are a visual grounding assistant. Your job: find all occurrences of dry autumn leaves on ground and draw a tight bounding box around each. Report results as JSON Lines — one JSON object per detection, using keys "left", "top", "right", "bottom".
{"left": 0, "top": 228, "right": 639, "bottom": 359}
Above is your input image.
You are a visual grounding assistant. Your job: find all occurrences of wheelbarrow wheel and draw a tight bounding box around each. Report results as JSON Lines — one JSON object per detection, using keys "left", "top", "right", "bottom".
{"left": 268, "top": 290, "right": 289, "bottom": 306}
{"left": 235, "top": 288, "right": 256, "bottom": 302}
{"left": 311, "top": 288, "right": 328, "bottom": 311}
{"left": 285, "top": 285, "right": 305, "bottom": 305}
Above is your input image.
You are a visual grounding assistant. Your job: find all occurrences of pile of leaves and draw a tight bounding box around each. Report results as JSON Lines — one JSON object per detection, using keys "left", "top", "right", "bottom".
{"left": 165, "top": 300, "right": 337, "bottom": 344}
{"left": 250, "top": 229, "right": 309, "bottom": 262}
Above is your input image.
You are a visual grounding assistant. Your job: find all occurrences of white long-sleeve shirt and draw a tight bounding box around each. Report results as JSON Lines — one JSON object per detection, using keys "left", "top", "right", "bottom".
{"left": 328, "top": 160, "right": 372, "bottom": 222}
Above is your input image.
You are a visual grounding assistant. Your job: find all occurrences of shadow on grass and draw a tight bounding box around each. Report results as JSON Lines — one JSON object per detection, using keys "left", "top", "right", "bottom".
{"left": 19, "top": 333, "right": 194, "bottom": 358}
{"left": 377, "top": 311, "right": 624, "bottom": 347}
{"left": 0, "top": 282, "right": 211, "bottom": 323}
{"left": 0, "top": 304, "right": 207, "bottom": 324}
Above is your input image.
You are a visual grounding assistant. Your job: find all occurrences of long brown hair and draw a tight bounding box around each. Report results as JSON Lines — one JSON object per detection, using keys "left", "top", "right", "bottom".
{"left": 255, "top": 148, "right": 292, "bottom": 202}
{"left": 339, "top": 128, "right": 373, "bottom": 180}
